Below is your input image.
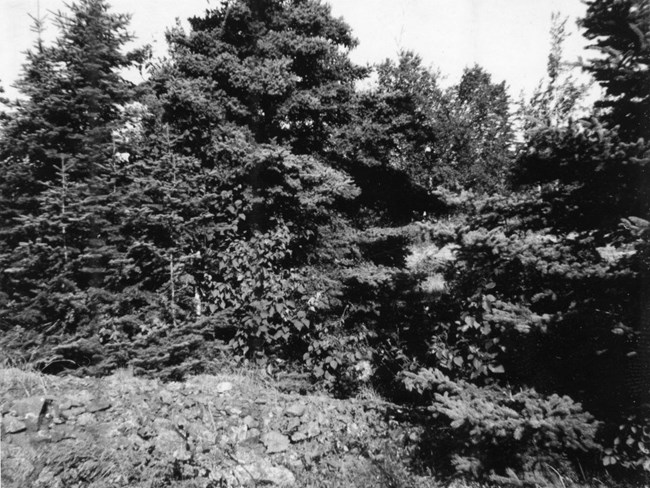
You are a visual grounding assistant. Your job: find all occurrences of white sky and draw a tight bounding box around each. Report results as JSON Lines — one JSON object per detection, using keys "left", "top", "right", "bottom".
{"left": 1, "top": 0, "right": 591, "bottom": 99}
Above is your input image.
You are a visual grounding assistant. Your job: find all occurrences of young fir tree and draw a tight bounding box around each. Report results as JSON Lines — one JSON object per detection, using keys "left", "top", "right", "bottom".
{"left": 0, "top": 0, "right": 141, "bottom": 364}
{"left": 491, "top": 0, "right": 650, "bottom": 471}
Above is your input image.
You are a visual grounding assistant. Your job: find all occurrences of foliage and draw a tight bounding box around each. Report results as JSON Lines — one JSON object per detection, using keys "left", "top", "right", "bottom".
{"left": 0, "top": 0, "right": 647, "bottom": 483}
{"left": 0, "top": 0, "right": 141, "bottom": 341}
{"left": 156, "top": 0, "right": 366, "bottom": 159}
{"left": 402, "top": 368, "right": 601, "bottom": 479}
{"left": 604, "top": 415, "right": 650, "bottom": 472}
{"left": 580, "top": 0, "right": 650, "bottom": 141}
{"left": 331, "top": 53, "right": 514, "bottom": 199}
{"left": 440, "top": 65, "right": 514, "bottom": 191}
{"left": 518, "top": 12, "right": 593, "bottom": 133}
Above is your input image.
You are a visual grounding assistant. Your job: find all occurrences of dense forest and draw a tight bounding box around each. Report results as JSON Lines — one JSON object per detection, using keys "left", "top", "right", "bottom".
{"left": 0, "top": 0, "right": 649, "bottom": 485}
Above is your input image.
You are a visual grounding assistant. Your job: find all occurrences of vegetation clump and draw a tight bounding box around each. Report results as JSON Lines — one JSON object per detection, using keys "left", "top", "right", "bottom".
{"left": 1, "top": 0, "right": 648, "bottom": 485}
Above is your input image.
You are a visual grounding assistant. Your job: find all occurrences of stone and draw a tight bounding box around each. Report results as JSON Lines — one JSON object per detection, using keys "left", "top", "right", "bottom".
{"left": 75, "top": 390, "right": 96, "bottom": 405}
{"left": 262, "top": 431, "right": 290, "bottom": 454}
{"left": 76, "top": 413, "right": 95, "bottom": 426}
{"left": 155, "top": 428, "right": 191, "bottom": 460}
{"left": 63, "top": 406, "right": 86, "bottom": 418}
{"left": 228, "top": 407, "right": 242, "bottom": 416}
{"left": 246, "top": 428, "right": 261, "bottom": 440}
{"left": 159, "top": 390, "right": 174, "bottom": 404}
{"left": 215, "top": 382, "right": 233, "bottom": 394}
{"left": 32, "top": 430, "right": 54, "bottom": 443}
{"left": 290, "top": 422, "right": 321, "bottom": 443}
{"left": 11, "top": 396, "right": 48, "bottom": 419}
{"left": 50, "top": 427, "right": 76, "bottom": 442}
{"left": 3, "top": 415, "right": 26, "bottom": 434}
{"left": 285, "top": 403, "right": 307, "bottom": 418}
{"left": 231, "top": 462, "right": 295, "bottom": 486}
{"left": 86, "top": 400, "right": 111, "bottom": 413}
{"left": 229, "top": 424, "right": 248, "bottom": 443}
{"left": 286, "top": 418, "right": 302, "bottom": 432}
{"left": 59, "top": 398, "right": 83, "bottom": 410}
{"left": 243, "top": 415, "right": 258, "bottom": 428}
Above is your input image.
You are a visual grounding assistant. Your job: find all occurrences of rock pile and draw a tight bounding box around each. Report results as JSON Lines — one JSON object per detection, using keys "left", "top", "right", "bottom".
{"left": 1, "top": 373, "right": 422, "bottom": 487}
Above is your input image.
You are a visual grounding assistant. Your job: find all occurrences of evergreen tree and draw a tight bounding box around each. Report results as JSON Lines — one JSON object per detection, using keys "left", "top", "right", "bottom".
{"left": 0, "top": 0, "right": 141, "bottom": 360}
{"left": 580, "top": 0, "right": 650, "bottom": 141}
{"left": 155, "top": 0, "right": 366, "bottom": 161}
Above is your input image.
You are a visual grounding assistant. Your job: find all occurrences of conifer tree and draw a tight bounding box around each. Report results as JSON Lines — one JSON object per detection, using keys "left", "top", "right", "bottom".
{"left": 0, "top": 0, "right": 141, "bottom": 349}
{"left": 580, "top": 0, "right": 650, "bottom": 141}
{"left": 155, "top": 0, "right": 366, "bottom": 161}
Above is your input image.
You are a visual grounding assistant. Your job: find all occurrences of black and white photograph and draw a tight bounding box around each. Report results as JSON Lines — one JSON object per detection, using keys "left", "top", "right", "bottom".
{"left": 0, "top": 0, "right": 648, "bottom": 486}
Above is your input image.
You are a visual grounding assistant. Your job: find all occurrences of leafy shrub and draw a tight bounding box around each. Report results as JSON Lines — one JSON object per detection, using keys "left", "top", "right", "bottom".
{"left": 604, "top": 415, "right": 650, "bottom": 472}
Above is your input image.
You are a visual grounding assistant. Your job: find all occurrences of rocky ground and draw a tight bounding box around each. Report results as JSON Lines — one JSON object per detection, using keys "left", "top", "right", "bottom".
{"left": 1, "top": 367, "right": 443, "bottom": 488}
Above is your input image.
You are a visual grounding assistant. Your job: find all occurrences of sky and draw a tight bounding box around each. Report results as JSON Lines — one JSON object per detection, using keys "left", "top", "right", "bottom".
{"left": 0, "top": 0, "right": 593, "bottom": 99}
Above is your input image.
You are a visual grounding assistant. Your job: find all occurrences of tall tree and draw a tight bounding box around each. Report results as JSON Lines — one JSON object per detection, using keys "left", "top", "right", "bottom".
{"left": 580, "top": 0, "right": 650, "bottom": 141}
{"left": 442, "top": 65, "right": 514, "bottom": 191}
{"left": 519, "top": 13, "right": 592, "bottom": 132}
{"left": 154, "top": 0, "right": 366, "bottom": 161}
{"left": 0, "top": 0, "right": 141, "bottom": 350}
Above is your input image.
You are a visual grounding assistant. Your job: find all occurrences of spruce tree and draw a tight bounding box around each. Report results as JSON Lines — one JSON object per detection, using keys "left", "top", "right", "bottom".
{"left": 0, "top": 0, "right": 141, "bottom": 364}
{"left": 156, "top": 0, "right": 366, "bottom": 161}
{"left": 580, "top": 0, "right": 650, "bottom": 141}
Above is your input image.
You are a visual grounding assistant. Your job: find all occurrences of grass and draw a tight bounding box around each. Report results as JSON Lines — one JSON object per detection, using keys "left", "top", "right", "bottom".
{"left": 0, "top": 366, "right": 52, "bottom": 397}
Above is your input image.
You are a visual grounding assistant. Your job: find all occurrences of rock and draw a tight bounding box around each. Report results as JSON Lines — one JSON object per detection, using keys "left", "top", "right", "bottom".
{"left": 285, "top": 403, "right": 306, "bottom": 418}
{"left": 58, "top": 400, "right": 71, "bottom": 410}
{"left": 243, "top": 415, "right": 258, "bottom": 428}
{"left": 262, "top": 431, "right": 290, "bottom": 454}
{"left": 230, "top": 459, "right": 295, "bottom": 486}
{"left": 50, "top": 427, "right": 76, "bottom": 442}
{"left": 3, "top": 415, "right": 27, "bottom": 434}
{"left": 32, "top": 430, "right": 54, "bottom": 443}
{"left": 154, "top": 428, "right": 191, "bottom": 460}
{"left": 286, "top": 418, "right": 302, "bottom": 432}
{"left": 63, "top": 406, "right": 86, "bottom": 418}
{"left": 11, "top": 396, "right": 48, "bottom": 419}
{"left": 228, "top": 407, "right": 242, "bottom": 416}
{"left": 229, "top": 424, "right": 248, "bottom": 443}
{"left": 159, "top": 390, "right": 174, "bottom": 404}
{"left": 76, "top": 413, "right": 95, "bottom": 426}
{"left": 74, "top": 390, "right": 96, "bottom": 405}
{"left": 215, "top": 382, "right": 233, "bottom": 394}
{"left": 137, "top": 425, "right": 155, "bottom": 440}
{"left": 290, "top": 422, "right": 321, "bottom": 443}
{"left": 246, "top": 428, "right": 261, "bottom": 440}
{"left": 59, "top": 398, "right": 83, "bottom": 410}
{"left": 86, "top": 400, "right": 111, "bottom": 413}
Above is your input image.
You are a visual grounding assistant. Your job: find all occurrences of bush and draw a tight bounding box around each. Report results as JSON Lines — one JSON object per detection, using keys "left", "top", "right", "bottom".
{"left": 403, "top": 368, "right": 601, "bottom": 479}
{"left": 604, "top": 415, "right": 650, "bottom": 473}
